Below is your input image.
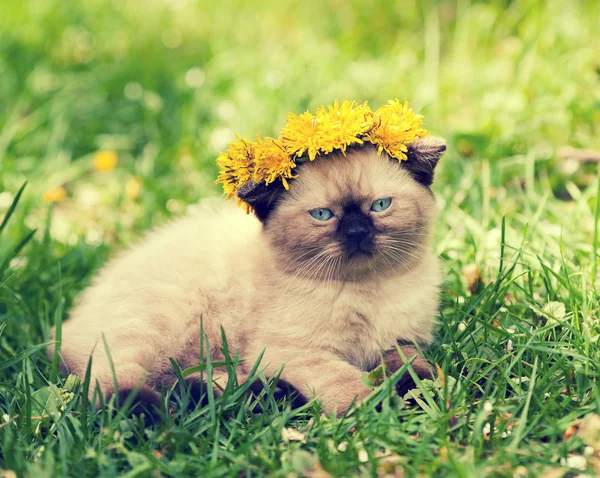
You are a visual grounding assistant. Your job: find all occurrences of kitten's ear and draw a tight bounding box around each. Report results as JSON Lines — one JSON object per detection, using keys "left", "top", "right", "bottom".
{"left": 402, "top": 136, "right": 447, "bottom": 187}
{"left": 236, "top": 180, "right": 285, "bottom": 222}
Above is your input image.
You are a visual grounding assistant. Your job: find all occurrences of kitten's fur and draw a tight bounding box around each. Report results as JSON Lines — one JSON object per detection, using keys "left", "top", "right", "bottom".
{"left": 53, "top": 137, "right": 446, "bottom": 415}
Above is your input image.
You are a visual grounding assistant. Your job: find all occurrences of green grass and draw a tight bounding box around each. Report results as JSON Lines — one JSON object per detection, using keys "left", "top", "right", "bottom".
{"left": 1, "top": 0, "right": 600, "bottom": 475}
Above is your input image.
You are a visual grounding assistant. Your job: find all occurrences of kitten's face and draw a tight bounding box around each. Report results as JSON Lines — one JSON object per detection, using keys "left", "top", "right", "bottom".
{"left": 262, "top": 146, "right": 437, "bottom": 281}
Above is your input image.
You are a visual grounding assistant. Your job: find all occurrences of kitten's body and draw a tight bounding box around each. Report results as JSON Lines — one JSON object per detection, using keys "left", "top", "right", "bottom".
{"left": 56, "top": 141, "right": 445, "bottom": 414}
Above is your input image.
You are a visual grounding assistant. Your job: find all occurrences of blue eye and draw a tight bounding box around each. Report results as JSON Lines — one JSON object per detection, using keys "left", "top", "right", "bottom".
{"left": 309, "top": 208, "right": 333, "bottom": 221}
{"left": 370, "top": 197, "right": 392, "bottom": 212}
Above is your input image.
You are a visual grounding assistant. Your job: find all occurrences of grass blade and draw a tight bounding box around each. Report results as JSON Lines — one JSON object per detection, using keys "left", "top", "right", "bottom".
{"left": 0, "top": 181, "right": 27, "bottom": 236}
{"left": 0, "top": 342, "right": 53, "bottom": 372}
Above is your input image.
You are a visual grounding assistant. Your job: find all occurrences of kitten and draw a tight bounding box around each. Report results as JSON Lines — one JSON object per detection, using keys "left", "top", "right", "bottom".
{"left": 52, "top": 136, "right": 446, "bottom": 415}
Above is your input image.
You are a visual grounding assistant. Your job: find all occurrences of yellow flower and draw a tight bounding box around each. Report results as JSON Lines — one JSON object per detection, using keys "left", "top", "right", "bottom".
{"left": 43, "top": 186, "right": 67, "bottom": 203}
{"left": 93, "top": 150, "right": 118, "bottom": 171}
{"left": 281, "top": 111, "right": 337, "bottom": 160}
{"left": 215, "top": 99, "right": 430, "bottom": 211}
{"left": 252, "top": 136, "right": 296, "bottom": 189}
{"left": 281, "top": 100, "right": 376, "bottom": 160}
{"left": 215, "top": 136, "right": 255, "bottom": 200}
{"left": 363, "top": 99, "right": 428, "bottom": 161}
{"left": 315, "top": 100, "right": 373, "bottom": 155}
{"left": 215, "top": 135, "right": 296, "bottom": 207}
{"left": 125, "top": 177, "right": 142, "bottom": 200}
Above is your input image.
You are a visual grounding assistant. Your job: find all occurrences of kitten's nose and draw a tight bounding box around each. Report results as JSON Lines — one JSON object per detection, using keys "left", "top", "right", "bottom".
{"left": 339, "top": 207, "right": 375, "bottom": 253}
{"left": 346, "top": 225, "right": 370, "bottom": 244}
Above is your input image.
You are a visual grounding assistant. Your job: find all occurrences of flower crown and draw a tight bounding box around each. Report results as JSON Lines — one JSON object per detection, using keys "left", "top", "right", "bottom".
{"left": 216, "top": 99, "right": 429, "bottom": 210}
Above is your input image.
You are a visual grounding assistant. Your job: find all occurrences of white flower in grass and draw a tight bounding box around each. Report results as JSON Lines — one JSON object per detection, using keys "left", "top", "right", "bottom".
{"left": 281, "top": 427, "right": 306, "bottom": 443}
{"left": 358, "top": 449, "right": 369, "bottom": 463}
{"left": 560, "top": 454, "right": 586, "bottom": 470}
{"left": 542, "top": 301, "right": 567, "bottom": 322}
{"left": 482, "top": 421, "right": 510, "bottom": 439}
{"left": 483, "top": 401, "right": 493, "bottom": 413}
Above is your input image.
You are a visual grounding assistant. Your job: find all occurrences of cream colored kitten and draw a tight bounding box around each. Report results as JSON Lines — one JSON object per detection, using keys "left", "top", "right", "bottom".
{"left": 53, "top": 137, "right": 446, "bottom": 415}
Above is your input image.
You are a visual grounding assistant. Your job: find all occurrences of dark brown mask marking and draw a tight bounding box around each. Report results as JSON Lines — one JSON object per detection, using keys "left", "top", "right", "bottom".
{"left": 337, "top": 205, "right": 375, "bottom": 256}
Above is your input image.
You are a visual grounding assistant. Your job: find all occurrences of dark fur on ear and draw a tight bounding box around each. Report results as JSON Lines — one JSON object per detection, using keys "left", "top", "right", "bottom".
{"left": 402, "top": 136, "right": 447, "bottom": 187}
{"left": 236, "top": 180, "right": 286, "bottom": 222}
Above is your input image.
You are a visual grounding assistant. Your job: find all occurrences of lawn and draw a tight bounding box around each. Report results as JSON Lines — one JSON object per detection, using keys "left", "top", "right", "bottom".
{"left": 1, "top": 0, "right": 600, "bottom": 476}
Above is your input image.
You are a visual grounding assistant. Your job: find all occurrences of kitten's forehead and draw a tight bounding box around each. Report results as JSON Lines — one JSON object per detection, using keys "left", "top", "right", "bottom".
{"left": 289, "top": 147, "right": 416, "bottom": 206}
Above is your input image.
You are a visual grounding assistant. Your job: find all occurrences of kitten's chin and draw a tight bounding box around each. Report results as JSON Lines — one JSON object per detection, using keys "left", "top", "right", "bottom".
{"left": 343, "top": 250, "right": 375, "bottom": 267}
{"left": 338, "top": 258, "right": 377, "bottom": 281}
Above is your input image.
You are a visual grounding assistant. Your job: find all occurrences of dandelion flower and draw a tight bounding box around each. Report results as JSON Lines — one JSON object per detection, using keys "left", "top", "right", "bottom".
{"left": 281, "top": 111, "right": 336, "bottom": 160}
{"left": 43, "top": 186, "right": 67, "bottom": 203}
{"left": 215, "top": 99, "right": 430, "bottom": 210}
{"left": 215, "top": 135, "right": 296, "bottom": 212}
{"left": 314, "top": 100, "right": 373, "bottom": 155}
{"left": 93, "top": 150, "right": 118, "bottom": 172}
{"left": 252, "top": 136, "right": 296, "bottom": 189}
{"left": 281, "top": 100, "right": 374, "bottom": 160}
{"left": 215, "top": 136, "right": 255, "bottom": 200}
{"left": 363, "top": 99, "right": 428, "bottom": 161}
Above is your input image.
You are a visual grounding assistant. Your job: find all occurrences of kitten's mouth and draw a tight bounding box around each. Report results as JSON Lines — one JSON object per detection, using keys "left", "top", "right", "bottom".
{"left": 344, "top": 245, "right": 376, "bottom": 261}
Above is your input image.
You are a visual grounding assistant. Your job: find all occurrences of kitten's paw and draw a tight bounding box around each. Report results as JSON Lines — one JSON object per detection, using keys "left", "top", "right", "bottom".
{"left": 113, "top": 385, "right": 162, "bottom": 416}
{"left": 90, "top": 363, "right": 161, "bottom": 416}
{"left": 320, "top": 384, "right": 374, "bottom": 417}
{"left": 383, "top": 346, "right": 435, "bottom": 395}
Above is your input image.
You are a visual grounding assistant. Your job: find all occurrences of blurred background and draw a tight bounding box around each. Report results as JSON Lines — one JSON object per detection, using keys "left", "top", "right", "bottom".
{"left": 0, "top": 0, "right": 599, "bottom": 247}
